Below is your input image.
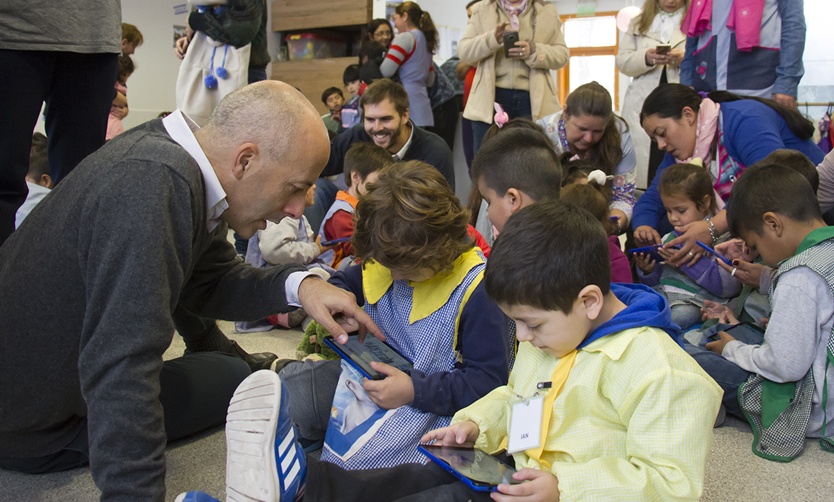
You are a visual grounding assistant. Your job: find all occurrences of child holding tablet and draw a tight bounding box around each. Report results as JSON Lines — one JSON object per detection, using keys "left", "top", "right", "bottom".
{"left": 277, "top": 161, "right": 510, "bottom": 469}
{"left": 633, "top": 162, "right": 741, "bottom": 329}
{"left": 177, "top": 200, "right": 720, "bottom": 502}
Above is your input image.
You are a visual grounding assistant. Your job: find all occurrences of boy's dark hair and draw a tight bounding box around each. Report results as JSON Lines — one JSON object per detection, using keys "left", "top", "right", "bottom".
{"left": 659, "top": 162, "right": 717, "bottom": 215}
{"left": 486, "top": 201, "right": 611, "bottom": 313}
{"left": 321, "top": 86, "right": 343, "bottom": 105}
{"left": 353, "top": 161, "right": 471, "bottom": 276}
{"left": 756, "top": 149, "right": 819, "bottom": 192}
{"left": 121, "top": 23, "right": 143, "bottom": 46}
{"left": 343, "top": 64, "right": 360, "bottom": 85}
{"left": 727, "top": 163, "right": 822, "bottom": 237}
{"left": 471, "top": 128, "right": 562, "bottom": 202}
{"left": 359, "top": 78, "right": 409, "bottom": 117}
{"left": 343, "top": 142, "right": 393, "bottom": 186}
{"left": 27, "top": 133, "right": 49, "bottom": 180}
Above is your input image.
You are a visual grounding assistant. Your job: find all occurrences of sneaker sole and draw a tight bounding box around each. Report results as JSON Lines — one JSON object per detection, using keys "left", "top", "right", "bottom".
{"left": 226, "top": 371, "right": 285, "bottom": 502}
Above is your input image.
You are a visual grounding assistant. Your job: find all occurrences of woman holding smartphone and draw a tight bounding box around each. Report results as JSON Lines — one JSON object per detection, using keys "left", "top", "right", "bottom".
{"left": 458, "top": 0, "right": 568, "bottom": 152}
{"left": 616, "top": 0, "right": 688, "bottom": 189}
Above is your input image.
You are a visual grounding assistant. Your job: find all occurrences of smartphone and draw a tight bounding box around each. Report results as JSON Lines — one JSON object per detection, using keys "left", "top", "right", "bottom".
{"left": 707, "top": 322, "right": 765, "bottom": 342}
{"left": 696, "top": 241, "right": 733, "bottom": 266}
{"left": 655, "top": 44, "right": 671, "bottom": 55}
{"left": 627, "top": 243, "right": 680, "bottom": 263}
{"left": 320, "top": 236, "right": 351, "bottom": 247}
{"left": 418, "top": 445, "right": 521, "bottom": 492}
{"left": 322, "top": 334, "right": 413, "bottom": 380}
{"left": 503, "top": 31, "right": 519, "bottom": 58}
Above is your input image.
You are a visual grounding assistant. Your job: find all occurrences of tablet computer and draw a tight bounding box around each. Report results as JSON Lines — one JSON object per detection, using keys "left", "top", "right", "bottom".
{"left": 628, "top": 243, "right": 681, "bottom": 263}
{"left": 707, "top": 321, "right": 765, "bottom": 342}
{"left": 320, "top": 237, "right": 351, "bottom": 247}
{"left": 418, "top": 444, "right": 520, "bottom": 492}
{"left": 322, "top": 334, "right": 413, "bottom": 380}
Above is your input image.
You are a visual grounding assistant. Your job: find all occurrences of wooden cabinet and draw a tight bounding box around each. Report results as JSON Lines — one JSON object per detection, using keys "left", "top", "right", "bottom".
{"left": 271, "top": 0, "right": 371, "bottom": 31}
{"left": 271, "top": 56, "right": 357, "bottom": 115}
{"left": 271, "top": 0, "right": 372, "bottom": 115}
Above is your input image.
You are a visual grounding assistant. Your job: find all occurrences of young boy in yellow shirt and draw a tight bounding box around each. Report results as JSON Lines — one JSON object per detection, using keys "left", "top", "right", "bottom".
{"left": 424, "top": 201, "right": 722, "bottom": 500}
{"left": 178, "top": 201, "right": 722, "bottom": 502}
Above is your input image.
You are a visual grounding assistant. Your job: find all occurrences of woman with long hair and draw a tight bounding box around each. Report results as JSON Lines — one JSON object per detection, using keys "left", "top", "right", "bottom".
{"left": 633, "top": 83, "right": 825, "bottom": 264}
{"left": 379, "top": 2, "right": 438, "bottom": 127}
{"left": 538, "top": 82, "right": 637, "bottom": 231}
{"left": 617, "top": 0, "right": 688, "bottom": 188}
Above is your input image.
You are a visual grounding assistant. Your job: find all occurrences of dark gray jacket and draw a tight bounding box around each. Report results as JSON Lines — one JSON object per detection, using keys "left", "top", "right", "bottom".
{"left": 0, "top": 119, "right": 301, "bottom": 500}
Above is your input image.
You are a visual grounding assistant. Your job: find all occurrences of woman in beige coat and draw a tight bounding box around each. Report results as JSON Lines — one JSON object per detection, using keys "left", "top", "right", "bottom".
{"left": 458, "top": 0, "right": 568, "bottom": 151}
{"left": 616, "top": 0, "right": 687, "bottom": 189}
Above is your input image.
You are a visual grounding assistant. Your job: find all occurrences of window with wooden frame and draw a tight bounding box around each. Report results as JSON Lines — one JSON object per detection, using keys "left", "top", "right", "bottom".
{"left": 557, "top": 12, "right": 620, "bottom": 110}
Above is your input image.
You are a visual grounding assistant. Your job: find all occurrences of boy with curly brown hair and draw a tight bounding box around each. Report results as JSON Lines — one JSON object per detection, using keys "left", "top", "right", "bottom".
{"left": 273, "top": 160, "right": 511, "bottom": 470}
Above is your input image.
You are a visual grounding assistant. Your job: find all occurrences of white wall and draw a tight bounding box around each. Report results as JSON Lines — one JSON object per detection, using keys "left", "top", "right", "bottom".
{"left": 121, "top": 1, "right": 188, "bottom": 128}
{"left": 119, "top": 1, "right": 641, "bottom": 129}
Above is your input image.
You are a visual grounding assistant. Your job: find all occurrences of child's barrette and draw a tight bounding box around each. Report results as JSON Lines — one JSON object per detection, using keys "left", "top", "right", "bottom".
{"left": 588, "top": 169, "right": 613, "bottom": 185}
{"left": 689, "top": 157, "right": 705, "bottom": 168}
{"left": 493, "top": 102, "right": 508, "bottom": 129}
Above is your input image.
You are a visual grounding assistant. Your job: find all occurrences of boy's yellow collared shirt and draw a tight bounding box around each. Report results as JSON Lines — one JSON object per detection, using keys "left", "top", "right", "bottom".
{"left": 453, "top": 328, "right": 722, "bottom": 500}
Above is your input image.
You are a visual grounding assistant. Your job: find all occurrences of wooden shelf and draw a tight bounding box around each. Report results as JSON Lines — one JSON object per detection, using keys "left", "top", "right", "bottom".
{"left": 272, "top": 57, "right": 357, "bottom": 115}
{"left": 272, "top": 0, "right": 372, "bottom": 31}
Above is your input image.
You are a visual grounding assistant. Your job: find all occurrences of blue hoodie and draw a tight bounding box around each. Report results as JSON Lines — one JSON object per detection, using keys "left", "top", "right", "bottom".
{"left": 579, "top": 283, "right": 683, "bottom": 349}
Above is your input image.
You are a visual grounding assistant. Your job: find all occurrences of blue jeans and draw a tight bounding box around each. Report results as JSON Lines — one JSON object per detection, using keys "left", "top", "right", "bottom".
{"left": 684, "top": 323, "right": 765, "bottom": 418}
{"left": 671, "top": 303, "right": 703, "bottom": 331}
{"left": 471, "top": 88, "right": 532, "bottom": 153}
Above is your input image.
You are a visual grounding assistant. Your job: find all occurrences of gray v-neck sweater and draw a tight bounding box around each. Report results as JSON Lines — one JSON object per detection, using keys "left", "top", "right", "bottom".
{"left": 0, "top": 119, "right": 302, "bottom": 500}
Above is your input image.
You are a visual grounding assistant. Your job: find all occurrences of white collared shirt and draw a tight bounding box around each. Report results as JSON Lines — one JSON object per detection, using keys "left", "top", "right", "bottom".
{"left": 391, "top": 121, "right": 415, "bottom": 160}
{"left": 162, "top": 110, "right": 229, "bottom": 232}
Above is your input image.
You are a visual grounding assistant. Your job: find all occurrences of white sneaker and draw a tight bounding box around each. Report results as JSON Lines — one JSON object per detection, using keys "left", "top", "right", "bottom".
{"left": 226, "top": 370, "right": 306, "bottom": 502}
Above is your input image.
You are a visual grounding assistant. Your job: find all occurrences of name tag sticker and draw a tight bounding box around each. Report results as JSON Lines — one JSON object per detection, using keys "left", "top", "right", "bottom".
{"left": 507, "top": 395, "right": 543, "bottom": 453}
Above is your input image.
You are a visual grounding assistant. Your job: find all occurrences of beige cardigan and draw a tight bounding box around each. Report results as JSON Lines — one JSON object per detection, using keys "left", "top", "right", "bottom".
{"left": 616, "top": 16, "right": 686, "bottom": 187}
{"left": 458, "top": 0, "right": 568, "bottom": 124}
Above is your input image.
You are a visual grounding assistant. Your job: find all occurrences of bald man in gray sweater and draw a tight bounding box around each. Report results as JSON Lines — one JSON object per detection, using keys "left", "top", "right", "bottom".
{"left": 0, "top": 81, "right": 382, "bottom": 501}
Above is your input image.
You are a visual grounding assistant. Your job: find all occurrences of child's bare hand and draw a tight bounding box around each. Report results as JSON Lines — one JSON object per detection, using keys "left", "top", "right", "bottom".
{"left": 363, "top": 362, "right": 414, "bottom": 409}
{"left": 633, "top": 252, "right": 655, "bottom": 273}
{"left": 492, "top": 468, "right": 560, "bottom": 501}
{"left": 705, "top": 330, "right": 736, "bottom": 355}
{"left": 633, "top": 225, "right": 661, "bottom": 246}
{"left": 175, "top": 36, "right": 189, "bottom": 59}
{"left": 316, "top": 235, "right": 335, "bottom": 255}
{"left": 715, "top": 238, "right": 758, "bottom": 262}
{"left": 420, "top": 420, "right": 480, "bottom": 446}
{"left": 700, "top": 300, "right": 738, "bottom": 324}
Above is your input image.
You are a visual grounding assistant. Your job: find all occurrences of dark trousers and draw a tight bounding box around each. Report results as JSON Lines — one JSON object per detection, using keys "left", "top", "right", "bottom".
{"left": 471, "top": 88, "right": 532, "bottom": 154}
{"left": 0, "top": 352, "right": 250, "bottom": 474}
{"left": 426, "top": 98, "right": 459, "bottom": 152}
{"left": 0, "top": 50, "right": 118, "bottom": 246}
{"left": 306, "top": 458, "right": 492, "bottom": 502}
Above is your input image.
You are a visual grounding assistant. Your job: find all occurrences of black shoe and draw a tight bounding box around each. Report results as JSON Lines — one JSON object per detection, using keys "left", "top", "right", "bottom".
{"left": 228, "top": 341, "right": 279, "bottom": 372}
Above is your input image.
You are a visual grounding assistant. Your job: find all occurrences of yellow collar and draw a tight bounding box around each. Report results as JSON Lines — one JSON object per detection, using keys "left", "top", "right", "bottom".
{"left": 362, "top": 248, "right": 485, "bottom": 324}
